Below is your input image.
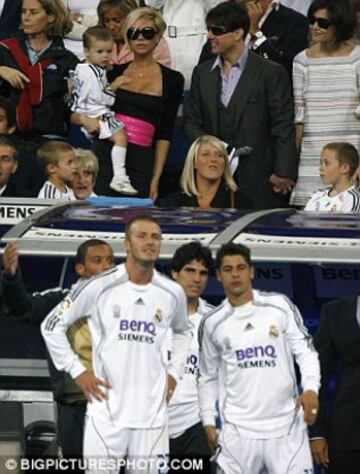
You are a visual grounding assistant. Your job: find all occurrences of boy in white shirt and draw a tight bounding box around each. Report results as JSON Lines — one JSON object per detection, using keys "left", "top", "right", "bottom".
{"left": 37, "top": 141, "right": 76, "bottom": 200}
{"left": 72, "top": 26, "right": 137, "bottom": 195}
{"left": 305, "top": 142, "right": 360, "bottom": 213}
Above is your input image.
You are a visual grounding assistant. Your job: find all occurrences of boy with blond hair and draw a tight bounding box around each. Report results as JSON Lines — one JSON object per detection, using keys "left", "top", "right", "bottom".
{"left": 37, "top": 141, "right": 76, "bottom": 200}
{"left": 305, "top": 142, "right": 360, "bottom": 213}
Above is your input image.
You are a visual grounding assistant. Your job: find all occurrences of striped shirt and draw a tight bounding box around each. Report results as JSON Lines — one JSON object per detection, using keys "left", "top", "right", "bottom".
{"left": 291, "top": 47, "right": 360, "bottom": 206}
{"left": 37, "top": 181, "right": 76, "bottom": 200}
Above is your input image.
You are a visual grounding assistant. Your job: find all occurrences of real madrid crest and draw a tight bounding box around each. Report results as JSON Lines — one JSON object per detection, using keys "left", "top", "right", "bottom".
{"left": 155, "top": 308, "right": 162, "bottom": 323}
{"left": 269, "top": 324, "right": 279, "bottom": 338}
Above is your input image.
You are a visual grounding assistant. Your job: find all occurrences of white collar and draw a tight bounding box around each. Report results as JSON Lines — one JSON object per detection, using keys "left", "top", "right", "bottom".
{"left": 259, "top": 0, "right": 281, "bottom": 27}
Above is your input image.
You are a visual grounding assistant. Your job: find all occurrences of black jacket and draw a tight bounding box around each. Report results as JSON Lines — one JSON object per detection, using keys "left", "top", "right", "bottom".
{"left": 159, "top": 180, "right": 252, "bottom": 209}
{"left": 1, "top": 180, "right": 33, "bottom": 198}
{"left": 0, "top": 33, "right": 79, "bottom": 137}
{"left": 1, "top": 270, "right": 86, "bottom": 404}
{"left": 0, "top": 0, "right": 21, "bottom": 40}
{"left": 309, "top": 296, "right": 360, "bottom": 452}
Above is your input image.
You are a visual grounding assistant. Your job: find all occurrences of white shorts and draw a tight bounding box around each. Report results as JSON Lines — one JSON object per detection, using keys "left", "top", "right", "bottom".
{"left": 216, "top": 416, "right": 313, "bottom": 474}
{"left": 81, "top": 113, "right": 124, "bottom": 141}
{"left": 83, "top": 414, "right": 169, "bottom": 474}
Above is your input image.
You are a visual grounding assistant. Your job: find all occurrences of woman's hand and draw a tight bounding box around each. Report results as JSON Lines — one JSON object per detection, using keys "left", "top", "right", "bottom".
{"left": 109, "top": 76, "right": 131, "bottom": 91}
{"left": 149, "top": 176, "right": 160, "bottom": 201}
{"left": 0, "top": 66, "right": 30, "bottom": 89}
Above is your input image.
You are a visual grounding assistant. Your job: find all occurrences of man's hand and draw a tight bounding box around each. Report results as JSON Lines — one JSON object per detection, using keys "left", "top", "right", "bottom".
{"left": 166, "top": 374, "right": 177, "bottom": 403}
{"left": 149, "top": 176, "right": 160, "bottom": 201}
{"left": 310, "top": 438, "right": 329, "bottom": 468}
{"left": 204, "top": 425, "right": 217, "bottom": 454}
{"left": 245, "top": 0, "right": 264, "bottom": 36}
{"left": 296, "top": 389, "right": 319, "bottom": 425}
{"left": 269, "top": 174, "right": 295, "bottom": 194}
{"left": 75, "top": 370, "right": 111, "bottom": 402}
{"left": 3, "top": 243, "right": 19, "bottom": 276}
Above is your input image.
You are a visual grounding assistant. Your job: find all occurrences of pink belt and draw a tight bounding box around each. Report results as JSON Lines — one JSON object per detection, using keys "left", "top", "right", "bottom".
{"left": 115, "top": 114, "right": 155, "bottom": 147}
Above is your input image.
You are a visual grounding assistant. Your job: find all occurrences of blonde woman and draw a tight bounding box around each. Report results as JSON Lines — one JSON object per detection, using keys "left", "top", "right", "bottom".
{"left": 98, "top": 0, "right": 171, "bottom": 66}
{"left": 160, "top": 135, "right": 251, "bottom": 208}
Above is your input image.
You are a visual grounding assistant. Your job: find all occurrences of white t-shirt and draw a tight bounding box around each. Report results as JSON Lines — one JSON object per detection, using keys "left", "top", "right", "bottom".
{"left": 63, "top": 0, "right": 99, "bottom": 59}
{"left": 198, "top": 290, "right": 320, "bottom": 439}
{"left": 304, "top": 185, "right": 360, "bottom": 213}
{"left": 71, "top": 63, "right": 115, "bottom": 117}
{"left": 166, "top": 298, "right": 214, "bottom": 438}
{"left": 281, "top": 0, "right": 311, "bottom": 16}
{"left": 41, "top": 264, "right": 192, "bottom": 429}
{"left": 37, "top": 181, "right": 76, "bottom": 200}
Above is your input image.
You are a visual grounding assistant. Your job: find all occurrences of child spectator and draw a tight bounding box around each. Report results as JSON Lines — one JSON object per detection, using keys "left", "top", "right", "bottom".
{"left": 0, "top": 134, "right": 31, "bottom": 197}
{"left": 37, "top": 141, "right": 77, "bottom": 200}
{"left": 72, "top": 148, "right": 99, "bottom": 199}
{"left": 0, "top": 96, "right": 16, "bottom": 134}
{"left": 304, "top": 142, "right": 360, "bottom": 212}
{"left": 71, "top": 26, "right": 137, "bottom": 195}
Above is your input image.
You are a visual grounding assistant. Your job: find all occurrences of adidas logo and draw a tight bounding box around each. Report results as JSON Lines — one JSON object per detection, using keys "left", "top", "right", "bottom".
{"left": 244, "top": 323, "right": 254, "bottom": 331}
{"left": 135, "top": 298, "right": 145, "bottom": 305}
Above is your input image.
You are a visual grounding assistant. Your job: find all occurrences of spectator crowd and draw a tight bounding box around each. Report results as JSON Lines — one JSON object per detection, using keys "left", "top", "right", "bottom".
{"left": 0, "top": 0, "right": 359, "bottom": 212}
{"left": 0, "top": 2, "right": 360, "bottom": 474}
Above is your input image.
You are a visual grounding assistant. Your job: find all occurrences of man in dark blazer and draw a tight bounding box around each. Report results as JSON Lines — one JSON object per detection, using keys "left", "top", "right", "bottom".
{"left": 199, "top": 0, "right": 309, "bottom": 80}
{"left": 310, "top": 295, "right": 360, "bottom": 474}
{"left": 184, "top": 1, "right": 298, "bottom": 210}
{"left": 0, "top": 135, "right": 32, "bottom": 197}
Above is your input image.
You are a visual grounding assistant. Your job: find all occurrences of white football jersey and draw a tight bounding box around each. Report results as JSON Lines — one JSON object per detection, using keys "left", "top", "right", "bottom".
{"left": 304, "top": 185, "right": 360, "bottom": 213}
{"left": 71, "top": 63, "right": 115, "bottom": 117}
{"left": 41, "top": 264, "right": 192, "bottom": 429}
{"left": 198, "top": 290, "right": 320, "bottom": 439}
{"left": 37, "top": 181, "right": 76, "bottom": 200}
{"left": 166, "top": 298, "right": 214, "bottom": 438}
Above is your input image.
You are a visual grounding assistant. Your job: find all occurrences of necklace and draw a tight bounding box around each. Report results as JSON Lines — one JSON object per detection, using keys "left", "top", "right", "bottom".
{"left": 131, "top": 62, "right": 156, "bottom": 78}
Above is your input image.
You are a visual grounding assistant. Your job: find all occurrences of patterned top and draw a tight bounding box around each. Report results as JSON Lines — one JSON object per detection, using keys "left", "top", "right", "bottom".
{"left": 38, "top": 181, "right": 76, "bottom": 200}
{"left": 291, "top": 46, "right": 360, "bottom": 206}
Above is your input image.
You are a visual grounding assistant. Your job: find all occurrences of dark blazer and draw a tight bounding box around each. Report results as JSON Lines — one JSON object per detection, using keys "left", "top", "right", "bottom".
{"left": 199, "top": 4, "right": 309, "bottom": 79}
{"left": 183, "top": 51, "right": 298, "bottom": 209}
{"left": 309, "top": 296, "right": 360, "bottom": 452}
{"left": 0, "top": 0, "right": 21, "bottom": 40}
{"left": 1, "top": 180, "right": 32, "bottom": 197}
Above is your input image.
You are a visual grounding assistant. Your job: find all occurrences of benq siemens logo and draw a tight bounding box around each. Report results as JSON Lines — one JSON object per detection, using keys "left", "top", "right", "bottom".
{"left": 118, "top": 319, "right": 156, "bottom": 344}
{"left": 235, "top": 345, "right": 277, "bottom": 369}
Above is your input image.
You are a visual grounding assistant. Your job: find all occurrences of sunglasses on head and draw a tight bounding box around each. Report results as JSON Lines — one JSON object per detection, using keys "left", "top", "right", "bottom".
{"left": 207, "top": 25, "right": 235, "bottom": 36}
{"left": 126, "top": 26, "right": 158, "bottom": 41}
{"left": 309, "top": 15, "right": 332, "bottom": 30}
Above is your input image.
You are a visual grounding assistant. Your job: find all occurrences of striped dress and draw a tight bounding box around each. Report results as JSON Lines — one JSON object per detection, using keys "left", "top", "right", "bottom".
{"left": 291, "top": 46, "right": 360, "bottom": 206}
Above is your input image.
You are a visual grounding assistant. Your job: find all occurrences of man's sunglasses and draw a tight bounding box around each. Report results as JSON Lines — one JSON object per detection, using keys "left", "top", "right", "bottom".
{"left": 308, "top": 15, "right": 333, "bottom": 30}
{"left": 126, "top": 27, "right": 158, "bottom": 41}
{"left": 207, "top": 25, "right": 236, "bottom": 36}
